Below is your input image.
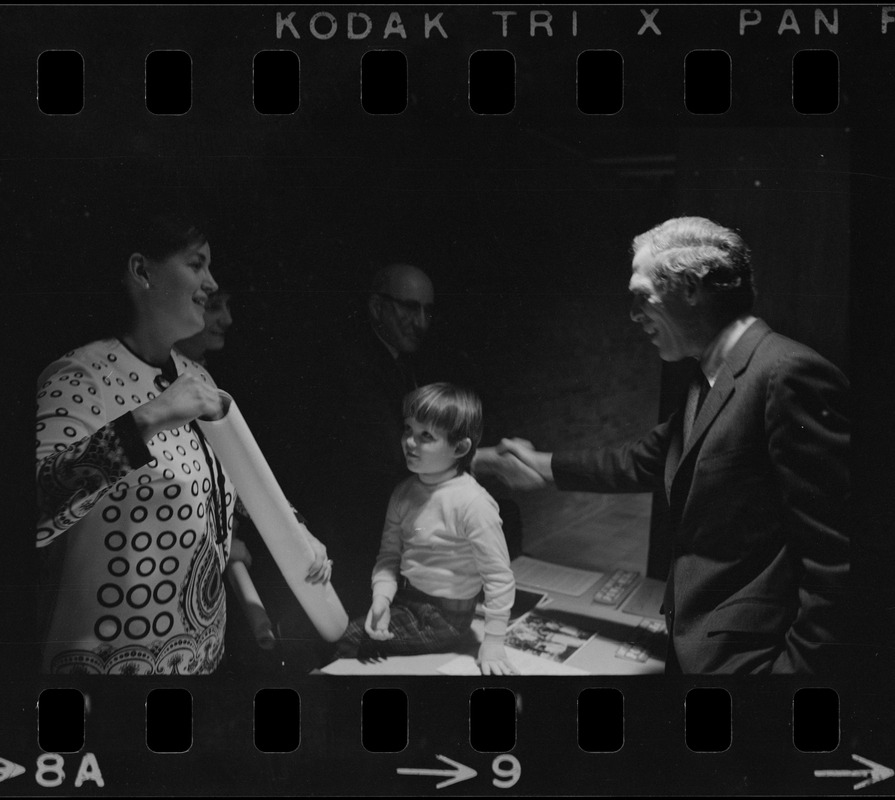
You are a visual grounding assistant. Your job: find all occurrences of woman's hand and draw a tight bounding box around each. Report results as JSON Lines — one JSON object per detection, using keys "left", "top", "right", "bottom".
{"left": 132, "top": 373, "right": 224, "bottom": 441}
{"left": 303, "top": 529, "right": 333, "bottom": 584}
{"left": 364, "top": 595, "right": 394, "bottom": 640}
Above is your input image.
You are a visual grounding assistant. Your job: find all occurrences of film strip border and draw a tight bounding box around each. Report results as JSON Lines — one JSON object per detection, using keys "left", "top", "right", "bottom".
{"left": 36, "top": 685, "right": 840, "bottom": 755}
{"left": 35, "top": 47, "right": 841, "bottom": 116}
{"left": 1, "top": 678, "right": 886, "bottom": 795}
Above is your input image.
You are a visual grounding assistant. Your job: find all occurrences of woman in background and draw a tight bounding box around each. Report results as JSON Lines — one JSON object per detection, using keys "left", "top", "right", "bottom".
{"left": 176, "top": 289, "right": 233, "bottom": 365}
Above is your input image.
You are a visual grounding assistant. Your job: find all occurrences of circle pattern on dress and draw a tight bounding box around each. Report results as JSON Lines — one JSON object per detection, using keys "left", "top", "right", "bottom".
{"left": 160, "top": 557, "right": 180, "bottom": 576}
{"left": 180, "top": 530, "right": 197, "bottom": 549}
{"left": 132, "top": 532, "right": 151, "bottom": 552}
{"left": 157, "top": 531, "right": 176, "bottom": 550}
{"left": 95, "top": 616, "right": 121, "bottom": 641}
{"left": 126, "top": 585, "right": 151, "bottom": 609}
{"left": 102, "top": 505, "right": 121, "bottom": 522}
{"left": 154, "top": 581, "right": 176, "bottom": 605}
{"left": 153, "top": 613, "right": 174, "bottom": 637}
{"left": 104, "top": 531, "right": 126, "bottom": 551}
{"left": 125, "top": 617, "right": 150, "bottom": 640}
{"left": 98, "top": 584, "right": 123, "bottom": 608}
{"left": 108, "top": 557, "right": 129, "bottom": 577}
{"left": 136, "top": 558, "right": 156, "bottom": 577}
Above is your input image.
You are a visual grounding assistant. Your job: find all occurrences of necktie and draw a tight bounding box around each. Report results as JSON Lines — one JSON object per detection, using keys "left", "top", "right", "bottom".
{"left": 683, "top": 372, "right": 710, "bottom": 443}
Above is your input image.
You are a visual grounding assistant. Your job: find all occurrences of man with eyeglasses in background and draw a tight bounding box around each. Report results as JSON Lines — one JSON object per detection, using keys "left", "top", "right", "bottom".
{"left": 369, "top": 263, "right": 436, "bottom": 370}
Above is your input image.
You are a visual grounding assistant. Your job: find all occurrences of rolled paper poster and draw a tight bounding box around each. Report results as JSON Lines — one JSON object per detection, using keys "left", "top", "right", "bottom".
{"left": 226, "top": 562, "right": 276, "bottom": 650}
{"left": 198, "top": 392, "right": 348, "bottom": 641}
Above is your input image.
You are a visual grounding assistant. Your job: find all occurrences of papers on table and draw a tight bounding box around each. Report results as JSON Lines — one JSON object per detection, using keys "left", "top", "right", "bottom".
{"left": 620, "top": 577, "right": 666, "bottom": 620}
{"left": 437, "top": 649, "right": 589, "bottom": 676}
{"left": 511, "top": 555, "right": 602, "bottom": 597}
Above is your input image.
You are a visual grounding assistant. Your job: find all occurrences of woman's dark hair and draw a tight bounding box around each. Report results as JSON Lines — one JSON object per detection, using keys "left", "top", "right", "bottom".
{"left": 124, "top": 204, "right": 209, "bottom": 262}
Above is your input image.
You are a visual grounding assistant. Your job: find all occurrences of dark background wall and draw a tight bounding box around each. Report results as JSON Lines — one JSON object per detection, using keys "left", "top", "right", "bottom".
{"left": 7, "top": 124, "right": 850, "bottom": 579}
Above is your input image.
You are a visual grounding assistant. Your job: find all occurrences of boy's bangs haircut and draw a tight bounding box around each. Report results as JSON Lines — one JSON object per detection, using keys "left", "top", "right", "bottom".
{"left": 403, "top": 383, "right": 483, "bottom": 473}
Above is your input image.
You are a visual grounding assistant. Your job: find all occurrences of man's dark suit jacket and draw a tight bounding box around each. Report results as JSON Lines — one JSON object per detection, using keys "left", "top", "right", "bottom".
{"left": 551, "top": 319, "right": 850, "bottom": 674}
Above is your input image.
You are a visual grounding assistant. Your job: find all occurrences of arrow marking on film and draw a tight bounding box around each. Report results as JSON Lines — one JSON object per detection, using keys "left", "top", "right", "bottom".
{"left": 815, "top": 754, "right": 895, "bottom": 790}
{"left": 397, "top": 754, "right": 477, "bottom": 789}
{"left": 0, "top": 757, "right": 26, "bottom": 783}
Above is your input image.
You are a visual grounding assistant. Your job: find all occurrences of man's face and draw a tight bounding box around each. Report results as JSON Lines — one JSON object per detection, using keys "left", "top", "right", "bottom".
{"left": 371, "top": 269, "right": 435, "bottom": 354}
{"left": 628, "top": 246, "right": 700, "bottom": 362}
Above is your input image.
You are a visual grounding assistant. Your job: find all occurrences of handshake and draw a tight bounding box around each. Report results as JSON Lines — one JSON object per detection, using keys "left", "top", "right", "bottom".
{"left": 474, "top": 438, "right": 554, "bottom": 491}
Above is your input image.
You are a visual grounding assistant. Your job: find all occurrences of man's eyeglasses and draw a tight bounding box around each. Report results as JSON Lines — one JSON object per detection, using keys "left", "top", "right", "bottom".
{"left": 378, "top": 293, "right": 436, "bottom": 321}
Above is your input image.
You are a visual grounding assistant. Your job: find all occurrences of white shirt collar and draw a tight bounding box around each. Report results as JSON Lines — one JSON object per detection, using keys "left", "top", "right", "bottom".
{"left": 699, "top": 315, "right": 757, "bottom": 386}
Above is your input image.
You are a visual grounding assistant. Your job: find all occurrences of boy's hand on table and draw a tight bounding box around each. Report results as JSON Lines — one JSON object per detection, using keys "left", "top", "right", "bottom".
{"left": 365, "top": 595, "right": 394, "bottom": 640}
{"left": 477, "top": 640, "right": 519, "bottom": 675}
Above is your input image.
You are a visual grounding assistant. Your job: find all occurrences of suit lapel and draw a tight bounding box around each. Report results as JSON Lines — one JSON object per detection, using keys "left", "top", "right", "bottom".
{"left": 678, "top": 368, "right": 735, "bottom": 465}
{"left": 670, "top": 318, "right": 772, "bottom": 486}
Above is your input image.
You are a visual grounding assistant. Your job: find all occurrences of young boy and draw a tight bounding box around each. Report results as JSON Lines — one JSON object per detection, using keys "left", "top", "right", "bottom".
{"left": 338, "top": 383, "right": 518, "bottom": 675}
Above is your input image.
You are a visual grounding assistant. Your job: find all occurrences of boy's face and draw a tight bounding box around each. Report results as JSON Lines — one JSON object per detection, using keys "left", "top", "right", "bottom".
{"left": 402, "top": 417, "right": 467, "bottom": 484}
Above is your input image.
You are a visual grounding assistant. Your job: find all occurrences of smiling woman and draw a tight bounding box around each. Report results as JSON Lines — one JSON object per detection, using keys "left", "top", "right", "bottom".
{"left": 32, "top": 208, "right": 304, "bottom": 675}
